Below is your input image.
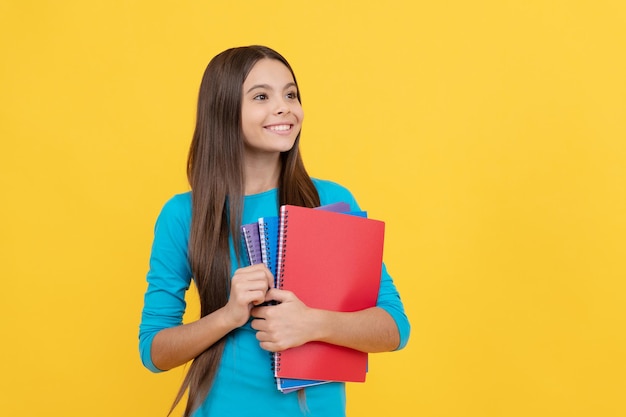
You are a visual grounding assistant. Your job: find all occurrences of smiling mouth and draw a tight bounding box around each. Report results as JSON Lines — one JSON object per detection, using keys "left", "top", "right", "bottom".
{"left": 265, "top": 124, "right": 292, "bottom": 132}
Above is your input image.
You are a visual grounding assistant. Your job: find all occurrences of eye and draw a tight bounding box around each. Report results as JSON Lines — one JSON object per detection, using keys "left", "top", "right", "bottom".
{"left": 253, "top": 93, "right": 268, "bottom": 100}
{"left": 286, "top": 91, "right": 298, "bottom": 100}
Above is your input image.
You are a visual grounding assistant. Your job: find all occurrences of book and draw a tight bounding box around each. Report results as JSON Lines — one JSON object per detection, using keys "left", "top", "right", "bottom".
{"left": 241, "top": 202, "right": 375, "bottom": 390}
{"left": 258, "top": 202, "right": 360, "bottom": 279}
{"left": 273, "top": 205, "right": 385, "bottom": 383}
{"left": 242, "top": 219, "right": 319, "bottom": 392}
{"left": 312, "top": 201, "right": 351, "bottom": 213}
{"left": 259, "top": 214, "right": 326, "bottom": 392}
{"left": 262, "top": 202, "right": 354, "bottom": 392}
{"left": 241, "top": 222, "right": 263, "bottom": 266}
{"left": 275, "top": 377, "right": 329, "bottom": 394}
{"left": 258, "top": 216, "right": 280, "bottom": 276}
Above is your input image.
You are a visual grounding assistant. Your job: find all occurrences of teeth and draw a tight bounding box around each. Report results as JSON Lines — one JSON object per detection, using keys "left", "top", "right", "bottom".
{"left": 267, "top": 125, "right": 291, "bottom": 131}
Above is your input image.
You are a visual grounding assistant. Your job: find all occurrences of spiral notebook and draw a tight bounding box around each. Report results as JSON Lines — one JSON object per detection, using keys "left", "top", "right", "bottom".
{"left": 241, "top": 222, "right": 263, "bottom": 266}
{"left": 257, "top": 202, "right": 359, "bottom": 276}
{"left": 258, "top": 216, "right": 280, "bottom": 275}
{"left": 274, "top": 205, "right": 385, "bottom": 383}
{"left": 240, "top": 202, "right": 358, "bottom": 392}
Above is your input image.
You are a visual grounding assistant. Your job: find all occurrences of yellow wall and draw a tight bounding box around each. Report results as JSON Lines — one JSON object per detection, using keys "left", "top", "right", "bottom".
{"left": 1, "top": 1, "right": 625, "bottom": 416}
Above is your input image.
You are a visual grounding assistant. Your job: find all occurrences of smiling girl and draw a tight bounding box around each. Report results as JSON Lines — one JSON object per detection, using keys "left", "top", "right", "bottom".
{"left": 139, "top": 45, "right": 410, "bottom": 417}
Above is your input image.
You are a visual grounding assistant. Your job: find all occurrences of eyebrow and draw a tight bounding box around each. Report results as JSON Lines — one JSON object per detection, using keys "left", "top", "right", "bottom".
{"left": 245, "top": 82, "right": 297, "bottom": 94}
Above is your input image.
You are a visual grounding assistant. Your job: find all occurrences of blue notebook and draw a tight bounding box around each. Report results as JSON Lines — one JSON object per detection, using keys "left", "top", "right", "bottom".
{"left": 258, "top": 216, "right": 280, "bottom": 277}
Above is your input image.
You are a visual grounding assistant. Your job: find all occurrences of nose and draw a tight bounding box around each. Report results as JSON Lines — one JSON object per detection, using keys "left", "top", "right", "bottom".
{"left": 275, "top": 98, "right": 291, "bottom": 115}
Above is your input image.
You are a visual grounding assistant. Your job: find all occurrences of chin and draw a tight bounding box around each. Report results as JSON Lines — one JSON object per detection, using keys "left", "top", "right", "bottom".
{"left": 272, "top": 138, "right": 298, "bottom": 153}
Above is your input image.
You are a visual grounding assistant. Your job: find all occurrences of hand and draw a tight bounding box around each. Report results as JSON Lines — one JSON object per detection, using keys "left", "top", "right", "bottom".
{"left": 222, "top": 264, "right": 274, "bottom": 329}
{"left": 250, "top": 288, "right": 317, "bottom": 352}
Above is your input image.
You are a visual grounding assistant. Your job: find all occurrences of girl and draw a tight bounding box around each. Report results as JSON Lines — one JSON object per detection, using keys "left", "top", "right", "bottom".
{"left": 139, "top": 45, "right": 410, "bottom": 417}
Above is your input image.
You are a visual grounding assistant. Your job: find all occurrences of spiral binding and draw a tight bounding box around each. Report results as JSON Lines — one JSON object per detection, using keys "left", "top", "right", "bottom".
{"left": 261, "top": 222, "right": 270, "bottom": 270}
{"left": 277, "top": 207, "right": 289, "bottom": 289}
{"left": 243, "top": 228, "right": 259, "bottom": 264}
{"left": 273, "top": 351, "right": 282, "bottom": 373}
{"left": 273, "top": 206, "right": 290, "bottom": 378}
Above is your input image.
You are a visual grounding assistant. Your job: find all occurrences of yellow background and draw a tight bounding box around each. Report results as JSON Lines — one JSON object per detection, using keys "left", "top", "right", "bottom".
{"left": 1, "top": 1, "right": 625, "bottom": 416}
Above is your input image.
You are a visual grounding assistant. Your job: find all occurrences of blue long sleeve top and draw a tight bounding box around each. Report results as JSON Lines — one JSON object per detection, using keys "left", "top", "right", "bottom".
{"left": 139, "top": 179, "right": 410, "bottom": 417}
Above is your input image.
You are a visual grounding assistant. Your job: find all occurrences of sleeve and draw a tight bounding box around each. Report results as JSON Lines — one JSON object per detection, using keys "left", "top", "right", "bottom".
{"left": 313, "top": 178, "right": 360, "bottom": 209}
{"left": 313, "top": 178, "right": 411, "bottom": 350}
{"left": 376, "top": 263, "right": 411, "bottom": 350}
{"left": 138, "top": 195, "right": 193, "bottom": 373}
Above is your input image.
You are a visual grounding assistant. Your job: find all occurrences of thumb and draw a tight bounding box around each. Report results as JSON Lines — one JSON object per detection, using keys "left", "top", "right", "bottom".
{"left": 265, "top": 288, "right": 294, "bottom": 303}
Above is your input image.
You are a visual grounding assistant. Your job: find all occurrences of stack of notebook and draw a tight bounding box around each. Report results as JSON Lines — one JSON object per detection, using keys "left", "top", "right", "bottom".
{"left": 240, "top": 202, "right": 385, "bottom": 393}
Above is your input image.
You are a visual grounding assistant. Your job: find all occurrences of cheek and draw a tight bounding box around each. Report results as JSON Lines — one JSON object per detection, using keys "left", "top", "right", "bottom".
{"left": 240, "top": 117, "right": 257, "bottom": 143}
{"left": 294, "top": 105, "right": 304, "bottom": 122}
{"left": 241, "top": 106, "right": 263, "bottom": 129}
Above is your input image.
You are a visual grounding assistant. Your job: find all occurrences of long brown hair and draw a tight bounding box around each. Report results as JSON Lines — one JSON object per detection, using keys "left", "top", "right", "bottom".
{"left": 171, "top": 46, "right": 320, "bottom": 416}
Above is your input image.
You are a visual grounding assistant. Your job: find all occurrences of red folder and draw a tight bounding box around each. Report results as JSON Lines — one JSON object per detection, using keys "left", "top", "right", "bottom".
{"left": 274, "top": 205, "right": 385, "bottom": 382}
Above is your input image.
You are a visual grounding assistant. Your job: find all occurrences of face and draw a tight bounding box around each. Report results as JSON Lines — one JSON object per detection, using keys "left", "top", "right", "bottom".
{"left": 241, "top": 59, "right": 304, "bottom": 157}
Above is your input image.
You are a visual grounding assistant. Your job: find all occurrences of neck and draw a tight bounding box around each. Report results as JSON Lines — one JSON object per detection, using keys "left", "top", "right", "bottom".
{"left": 244, "top": 153, "right": 282, "bottom": 195}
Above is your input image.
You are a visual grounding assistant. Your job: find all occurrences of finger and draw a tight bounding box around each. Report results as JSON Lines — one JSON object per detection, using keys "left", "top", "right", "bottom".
{"left": 234, "top": 268, "right": 274, "bottom": 293}
{"left": 231, "top": 276, "right": 271, "bottom": 295}
{"left": 240, "top": 263, "right": 269, "bottom": 272}
{"left": 258, "top": 341, "right": 281, "bottom": 353}
{"left": 228, "top": 284, "right": 268, "bottom": 308}
{"left": 265, "top": 288, "right": 294, "bottom": 303}
{"left": 250, "top": 318, "right": 267, "bottom": 332}
{"left": 250, "top": 304, "right": 275, "bottom": 319}
{"left": 255, "top": 264, "right": 274, "bottom": 289}
{"left": 250, "top": 290, "right": 270, "bottom": 307}
{"left": 246, "top": 263, "right": 273, "bottom": 282}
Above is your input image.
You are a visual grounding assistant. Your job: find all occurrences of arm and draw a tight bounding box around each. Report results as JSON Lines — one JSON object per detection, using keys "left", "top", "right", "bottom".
{"left": 251, "top": 263, "right": 410, "bottom": 353}
{"left": 251, "top": 290, "right": 399, "bottom": 353}
{"left": 264, "top": 181, "right": 409, "bottom": 352}
{"left": 312, "top": 306, "right": 400, "bottom": 352}
{"left": 150, "top": 307, "right": 234, "bottom": 370}
{"left": 138, "top": 195, "right": 274, "bottom": 372}
{"left": 151, "top": 264, "right": 274, "bottom": 371}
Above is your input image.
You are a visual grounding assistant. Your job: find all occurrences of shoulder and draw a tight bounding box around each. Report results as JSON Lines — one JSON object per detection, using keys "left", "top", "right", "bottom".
{"left": 311, "top": 178, "right": 360, "bottom": 209}
{"left": 154, "top": 191, "right": 192, "bottom": 231}
{"left": 160, "top": 191, "right": 191, "bottom": 215}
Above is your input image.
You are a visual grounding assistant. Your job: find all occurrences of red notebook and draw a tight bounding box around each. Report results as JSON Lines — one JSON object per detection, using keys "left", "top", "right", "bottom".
{"left": 274, "top": 205, "right": 385, "bottom": 382}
